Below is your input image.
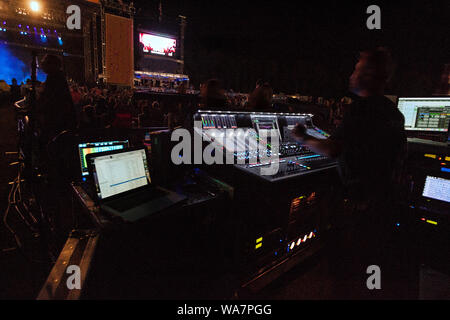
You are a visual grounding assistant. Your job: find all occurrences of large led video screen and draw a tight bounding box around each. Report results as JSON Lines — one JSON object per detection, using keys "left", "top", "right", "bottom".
{"left": 139, "top": 32, "right": 176, "bottom": 57}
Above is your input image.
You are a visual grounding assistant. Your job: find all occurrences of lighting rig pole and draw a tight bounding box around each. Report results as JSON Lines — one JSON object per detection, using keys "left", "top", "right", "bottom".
{"left": 179, "top": 15, "right": 186, "bottom": 75}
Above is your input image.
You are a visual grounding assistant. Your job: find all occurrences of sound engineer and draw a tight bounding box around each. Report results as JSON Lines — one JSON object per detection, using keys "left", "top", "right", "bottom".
{"left": 292, "top": 48, "right": 407, "bottom": 296}
{"left": 36, "top": 54, "right": 76, "bottom": 144}
{"left": 292, "top": 47, "right": 406, "bottom": 207}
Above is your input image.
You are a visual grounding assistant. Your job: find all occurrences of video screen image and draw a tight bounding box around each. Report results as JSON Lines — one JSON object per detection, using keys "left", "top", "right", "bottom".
{"left": 139, "top": 32, "right": 177, "bottom": 57}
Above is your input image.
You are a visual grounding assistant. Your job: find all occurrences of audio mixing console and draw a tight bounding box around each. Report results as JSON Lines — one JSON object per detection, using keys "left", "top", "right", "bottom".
{"left": 194, "top": 110, "right": 337, "bottom": 182}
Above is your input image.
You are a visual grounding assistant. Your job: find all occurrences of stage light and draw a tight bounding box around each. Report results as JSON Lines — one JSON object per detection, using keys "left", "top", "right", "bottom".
{"left": 30, "top": 1, "right": 40, "bottom": 12}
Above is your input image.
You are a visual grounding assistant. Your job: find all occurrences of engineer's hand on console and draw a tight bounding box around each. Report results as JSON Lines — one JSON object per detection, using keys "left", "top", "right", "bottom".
{"left": 291, "top": 123, "right": 307, "bottom": 142}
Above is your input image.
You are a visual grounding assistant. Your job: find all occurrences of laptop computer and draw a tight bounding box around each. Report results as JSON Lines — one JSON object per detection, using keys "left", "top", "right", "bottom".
{"left": 86, "top": 147, "right": 186, "bottom": 222}
{"left": 419, "top": 175, "right": 450, "bottom": 215}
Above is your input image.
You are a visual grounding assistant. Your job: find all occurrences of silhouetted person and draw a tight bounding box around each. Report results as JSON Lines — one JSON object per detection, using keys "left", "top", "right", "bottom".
{"left": 177, "top": 81, "right": 187, "bottom": 94}
{"left": 201, "top": 79, "right": 227, "bottom": 110}
{"left": 293, "top": 47, "right": 406, "bottom": 203}
{"left": 255, "top": 78, "right": 264, "bottom": 89}
{"left": 112, "top": 103, "right": 132, "bottom": 128}
{"left": 139, "top": 101, "right": 164, "bottom": 127}
{"left": 34, "top": 55, "right": 77, "bottom": 236}
{"left": 292, "top": 47, "right": 407, "bottom": 298}
{"left": 10, "top": 78, "right": 22, "bottom": 102}
{"left": 79, "top": 105, "right": 99, "bottom": 129}
{"left": 248, "top": 82, "right": 273, "bottom": 110}
{"left": 37, "top": 54, "right": 76, "bottom": 142}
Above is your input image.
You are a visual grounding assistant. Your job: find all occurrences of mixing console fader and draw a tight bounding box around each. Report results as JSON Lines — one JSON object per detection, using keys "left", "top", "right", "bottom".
{"left": 235, "top": 154, "right": 335, "bottom": 182}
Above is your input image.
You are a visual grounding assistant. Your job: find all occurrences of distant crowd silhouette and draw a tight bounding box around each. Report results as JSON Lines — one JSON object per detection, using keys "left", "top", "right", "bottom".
{"left": 2, "top": 73, "right": 350, "bottom": 133}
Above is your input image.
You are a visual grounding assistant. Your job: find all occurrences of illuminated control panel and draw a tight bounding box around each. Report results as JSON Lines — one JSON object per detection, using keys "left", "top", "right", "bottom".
{"left": 78, "top": 140, "right": 129, "bottom": 178}
{"left": 286, "top": 230, "right": 317, "bottom": 253}
{"left": 201, "top": 114, "right": 237, "bottom": 129}
{"left": 194, "top": 111, "right": 337, "bottom": 181}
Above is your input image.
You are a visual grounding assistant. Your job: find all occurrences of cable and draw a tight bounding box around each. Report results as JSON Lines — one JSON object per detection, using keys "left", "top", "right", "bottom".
{"left": 15, "top": 163, "right": 40, "bottom": 231}
{"left": 3, "top": 174, "right": 51, "bottom": 263}
{"left": 3, "top": 97, "right": 52, "bottom": 261}
{"left": 11, "top": 167, "right": 33, "bottom": 231}
{"left": 3, "top": 173, "right": 23, "bottom": 249}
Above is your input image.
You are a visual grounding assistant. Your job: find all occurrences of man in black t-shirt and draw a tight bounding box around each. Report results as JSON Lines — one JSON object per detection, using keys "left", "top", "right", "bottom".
{"left": 293, "top": 47, "right": 406, "bottom": 203}
{"left": 36, "top": 54, "right": 76, "bottom": 142}
{"left": 331, "top": 95, "right": 406, "bottom": 202}
{"left": 292, "top": 48, "right": 407, "bottom": 297}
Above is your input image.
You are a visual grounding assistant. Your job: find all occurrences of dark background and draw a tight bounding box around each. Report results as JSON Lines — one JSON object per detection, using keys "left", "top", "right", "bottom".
{"left": 135, "top": 0, "right": 448, "bottom": 96}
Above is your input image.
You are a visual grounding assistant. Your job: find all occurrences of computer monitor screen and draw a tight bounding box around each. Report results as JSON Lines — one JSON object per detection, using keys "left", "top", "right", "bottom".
{"left": 397, "top": 97, "right": 450, "bottom": 132}
{"left": 200, "top": 114, "right": 238, "bottom": 129}
{"left": 422, "top": 176, "right": 450, "bottom": 203}
{"left": 139, "top": 32, "right": 176, "bottom": 57}
{"left": 250, "top": 115, "right": 282, "bottom": 152}
{"left": 90, "top": 149, "right": 151, "bottom": 200}
{"left": 251, "top": 115, "right": 281, "bottom": 137}
{"left": 78, "top": 140, "right": 129, "bottom": 178}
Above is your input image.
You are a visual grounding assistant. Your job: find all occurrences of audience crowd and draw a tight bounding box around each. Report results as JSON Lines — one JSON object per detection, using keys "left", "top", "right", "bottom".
{"left": 2, "top": 76, "right": 352, "bottom": 132}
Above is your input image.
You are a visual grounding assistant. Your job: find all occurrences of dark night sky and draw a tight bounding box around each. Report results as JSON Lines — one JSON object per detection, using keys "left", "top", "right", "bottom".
{"left": 134, "top": 0, "right": 449, "bottom": 96}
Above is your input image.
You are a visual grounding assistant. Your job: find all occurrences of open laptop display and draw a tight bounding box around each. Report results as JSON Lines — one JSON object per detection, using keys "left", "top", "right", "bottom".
{"left": 78, "top": 140, "right": 129, "bottom": 180}
{"left": 422, "top": 176, "right": 450, "bottom": 204}
{"left": 86, "top": 147, "right": 186, "bottom": 222}
{"left": 91, "top": 148, "right": 150, "bottom": 200}
{"left": 397, "top": 97, "right": 450, "bottom": 132}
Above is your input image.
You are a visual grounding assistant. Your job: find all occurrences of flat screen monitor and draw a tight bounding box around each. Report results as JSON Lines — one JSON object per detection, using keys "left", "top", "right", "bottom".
{"left": 139, "top": 32, "right": 177, "bottom": 57}
{"left": 251, "top": 115, "right": 281, "bottom": 137}
{"left": 200, "top": 114, "right": 237, "bottom": 129}
{"left": 89, "top": 148, "right": 150, "bottom": 200}
{"left": 78, "top": 140, "right": 129, "bottom": 179}
{"left": 397, "top": 97, "right": 450, "bottom": 132}
{"left": 422, "top": 176, "right": 450, "bottom": 203}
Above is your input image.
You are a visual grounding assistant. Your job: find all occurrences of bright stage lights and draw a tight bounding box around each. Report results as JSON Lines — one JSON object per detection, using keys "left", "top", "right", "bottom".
{"left": 30, "top": 1, "right": 40, "bottom": 12}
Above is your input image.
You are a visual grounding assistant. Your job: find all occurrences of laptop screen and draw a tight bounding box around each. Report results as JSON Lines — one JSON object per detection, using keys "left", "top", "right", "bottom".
{"left": 422, "top": 176, "right": 450, "bottom": 203}
{"left": 78, "top": 140, "right": 129, "bottom": 179}
{"left": 90, "top": 149, "right": 151, "bottom": 200}
{"left": 397, "top": 97, "right": 450, "bottom": 132}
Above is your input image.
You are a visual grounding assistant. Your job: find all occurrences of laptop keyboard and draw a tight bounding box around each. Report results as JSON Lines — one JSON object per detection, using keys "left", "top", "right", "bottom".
{"left": 107, "top": 188, "right": 168, "bottom": 212}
